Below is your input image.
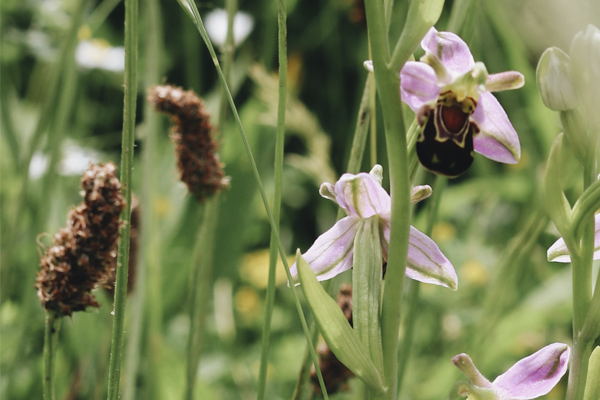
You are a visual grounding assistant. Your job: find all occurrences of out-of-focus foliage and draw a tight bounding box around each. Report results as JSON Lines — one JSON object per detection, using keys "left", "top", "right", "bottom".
{"left": 1, "top": 0, "right": 598, "bottom": 399}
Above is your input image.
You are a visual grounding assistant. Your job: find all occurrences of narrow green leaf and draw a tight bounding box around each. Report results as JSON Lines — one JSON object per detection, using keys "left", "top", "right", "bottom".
{"left": 583, "top": 347, "right": 600, "bottom": 400}
{"left": 296, "top": 251, "right": 387, "bottom": 394}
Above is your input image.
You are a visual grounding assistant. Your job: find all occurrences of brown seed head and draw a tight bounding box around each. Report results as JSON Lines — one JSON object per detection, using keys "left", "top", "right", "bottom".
{"left": 148, "top": 84, "right": 229, "bottom": 202}
{"left": 35, "top": 162, "right": 125, "bottom": 316}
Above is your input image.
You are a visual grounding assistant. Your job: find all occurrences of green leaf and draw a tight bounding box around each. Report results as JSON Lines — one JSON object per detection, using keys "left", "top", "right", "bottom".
{"left": 295, "top": 251, "right": 387, "bottom": 395}
{"left": 583, "top": 347, "right": 600, "bottom": 400}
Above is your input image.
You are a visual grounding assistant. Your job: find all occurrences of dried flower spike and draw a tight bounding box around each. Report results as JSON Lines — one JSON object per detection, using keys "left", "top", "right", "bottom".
{"left": 35, "top": 162, "right": 125, "bottom": 316}
{"left": 148, "top": 85, "right": 228, "bottom": 202}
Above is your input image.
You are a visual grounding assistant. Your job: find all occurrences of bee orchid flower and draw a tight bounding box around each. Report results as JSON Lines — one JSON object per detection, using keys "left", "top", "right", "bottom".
{"left": 366, "top": 27, "right": 524, "bottom": 177}
{"left": 289, "top": 165, "right": 458, "bottom": 290}
{"left": 451, "top": 343, "right": 570, "bottom": 400}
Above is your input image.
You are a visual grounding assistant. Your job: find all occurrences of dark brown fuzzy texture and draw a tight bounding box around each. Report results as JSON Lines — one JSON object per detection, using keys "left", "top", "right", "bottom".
{"left": 310, "top": 284, "right": 355, "bottom": 395}
{"left": 147, "top": 85, "right": 228, "bottom": 202}
{"left": 35, "top": 163, "right": 125, "bottom": 316}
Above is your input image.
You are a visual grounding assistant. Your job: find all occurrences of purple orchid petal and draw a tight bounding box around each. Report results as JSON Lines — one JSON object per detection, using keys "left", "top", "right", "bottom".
{"left": 406, "top": 226, "right": 458, "bottom": 290}
{"left": 472, "top": 92, "right": 521, "bottom": 164}
{"left": 333, "top": 172, "right": 391, "bottom": 219}
{"left": 492, "top": 343, "right": 570, "bottom": 400}
{"left": 400, "top": 61, "right": 440, "bottom": 113}
{"left": 548, "top": 214, "right": 600, "bottom": 262}
{"left": 290, "top": 216, "right": 361, "bottom": 283}
{"left": 380, "top": 223, "right": 457, "bottom": 290}
{"left": 421, "top": 27, "right": 475, "bottom": 75}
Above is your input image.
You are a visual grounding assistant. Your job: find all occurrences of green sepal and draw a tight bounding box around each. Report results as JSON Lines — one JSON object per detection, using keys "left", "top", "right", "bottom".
{"left": 544, "top": 133, "right": 573, "bottom": 238}
{"left": 536, "top": 47, "right": 577, "bottom": 111}
{"left": 583, "top": 347, "right": 600, "bottom": 400}
{"left": 295, "top": 250, "right": 387, "bottom": 395}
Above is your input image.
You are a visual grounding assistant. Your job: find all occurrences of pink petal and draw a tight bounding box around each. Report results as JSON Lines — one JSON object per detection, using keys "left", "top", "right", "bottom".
{"left": 400, "top": 61, "right": 440, "bottom": 113}
{"left": 493, "top": 343, "right": 570, "bottom": 399}
{"left": 333, "top": 172, "right": 391, "bottom": 219}
{"left": 548, "top": 214, "right": 600, "bottom": 262}
{"left": 289, "top": 216, "right": 361, "bottom": 283}
{"left": 472, "top": 92, "right": 521, "bottom": 164}
{"left": 381, "top": 223, "right": 457, "bottom": 290}
{"left": 421, "top": 27, "right": 474, "bottom": 75}
{"left": 406, "top": 226, "right": 458, "bottom": 290}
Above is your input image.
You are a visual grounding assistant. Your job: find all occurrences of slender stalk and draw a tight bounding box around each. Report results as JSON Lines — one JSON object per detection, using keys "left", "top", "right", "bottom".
{"left": 185, "top": 198, "right": 220, "bottom": 400}
{"left": 121, "top": 0, "right": 164, "bottom": 398}
{"left": 43, "top": 312, "right": 61, "bottom": 400}
{"left": 174, "top": 3, "right": 329, "bottom": 397}
{"left": 256, "top": 0, "right": 287, "bottom": 397}
{"left": 106, "top": 0, "right": 138, "bottom": 395}
{"left": 363, "top": 0, "right": 411, "bottom": 397}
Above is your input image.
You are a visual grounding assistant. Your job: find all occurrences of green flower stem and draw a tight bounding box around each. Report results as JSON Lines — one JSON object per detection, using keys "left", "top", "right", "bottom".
{"left": 363, "top": 0, "right": 415, "bottom": 397}
{"left": 174, "top": 2, "right": 328, "bottom": 397}
{"left": 43, "top": 312, "right": 61, "bottom": 400}
{"left": 396, "top": 175, "right": 446, "bottom": 393}
{"left": 257, "top": 0, "right": 287, "bottom": 397}
{"left": 122, "top": 0, "right": 163, "bottom": 398}
{"left": 185, "top": 198, "right": 220, "bottom": 400}
{"left": 106, "top": 0, "right": 138, "bottom": 395}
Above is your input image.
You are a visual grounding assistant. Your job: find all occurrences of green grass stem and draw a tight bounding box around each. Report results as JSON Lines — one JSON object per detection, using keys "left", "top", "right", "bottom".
{"left": 174, "top": 1, "right": 330, "bottom": 396}
{"left": 106, "top": 0, "right": 138, "bottom": 395}
{"left": 42, "top": 312, "right": 61, "bottom": 400}
{"left": 256, "top": 0, "right": 288, "bottom": 397}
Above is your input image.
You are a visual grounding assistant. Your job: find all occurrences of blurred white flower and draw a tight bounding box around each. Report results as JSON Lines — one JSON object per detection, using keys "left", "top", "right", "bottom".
{"left": 75, "top": 39, "right": 125, "bottom": 72}
{"left": 204, "top": 9, "right": 254, "bottom": 47}
{"left": 29, "top": 152, "right": 49, "bottom": 180}
{"left": 59, "top": 142, "right": 102, "bottom": 176}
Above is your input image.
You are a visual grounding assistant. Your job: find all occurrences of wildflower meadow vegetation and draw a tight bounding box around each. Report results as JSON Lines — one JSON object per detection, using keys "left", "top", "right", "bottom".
{"left": 1, "top": 0, "right": 599, "bottom": 399}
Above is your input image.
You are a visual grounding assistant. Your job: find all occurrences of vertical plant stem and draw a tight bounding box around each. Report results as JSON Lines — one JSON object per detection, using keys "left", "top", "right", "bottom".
{"left": 363, "top": 0, "right": 412, "bottom": 397}
{"left": 174, "top": 3, "right": 331, "bottom": 398}
{"left": 122, "top": 0, "right": 163, "bottom": 397}
{"left": 257, "top": 0, "right": 287, "bottom": 397}
{"left": 106, "top": 0, "right": 138, "bottom": 395}
{"left": 185, "top": 198, "right": 220, "bottom": 400}
{"left": 43, "top": 312, "right": 61, "bottom": 400}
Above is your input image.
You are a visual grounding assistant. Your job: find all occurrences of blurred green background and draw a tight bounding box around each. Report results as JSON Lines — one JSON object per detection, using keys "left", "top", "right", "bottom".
{"left": 1, "top": 0, "right": 599, "bottom": 399}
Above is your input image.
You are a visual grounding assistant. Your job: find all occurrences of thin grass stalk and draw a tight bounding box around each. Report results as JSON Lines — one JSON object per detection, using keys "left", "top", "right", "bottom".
{"left": 184, "top": 1, "right": 236, "bottom": 396}
{"left": 174, "top": 2, "right": 330, "bottom": 397}
{"left": 106, "top": 0, "right": 138, "bottom": 394}
{"left": 256, "top": 0, "right": 288, "bottom": 397}
{"left": 185, "top": 197, "right": 220, "bottom": 400}
{"left": 121, "top": 0, "right": 163, "bottom": 397}
{"left": 42, "top": 312, "right": 61, "bottom": 400}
